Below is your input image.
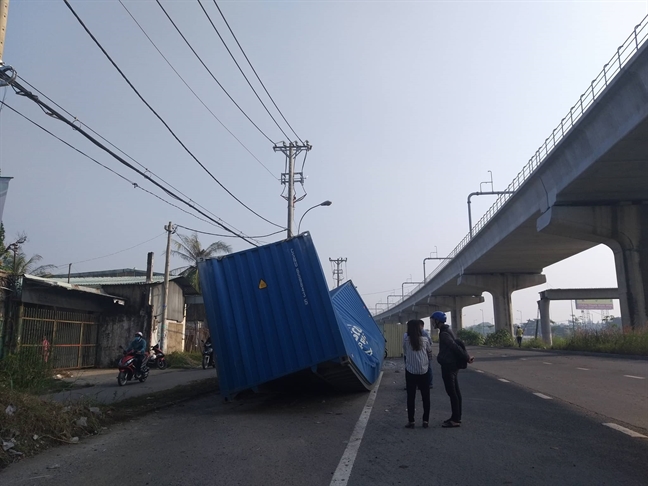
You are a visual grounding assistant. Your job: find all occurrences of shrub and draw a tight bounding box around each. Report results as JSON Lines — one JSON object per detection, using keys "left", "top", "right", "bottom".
{"left": 0, "top": 348, "right": 53, "bottom": 392}
{"left": 484, "top": 329, "right": 514, "bottom": 347}
{"left": 457, "top": 329, "right": 484, "bottom": 346}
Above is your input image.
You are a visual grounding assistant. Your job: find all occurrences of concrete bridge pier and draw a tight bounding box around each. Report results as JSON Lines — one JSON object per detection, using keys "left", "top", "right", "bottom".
{"left": 458, "top": 274, "right": 546, "bottom": 335}
{"left": 538, "top": 297, "right": 552, "bottom": 346}
{"left": 426, "top": 295, "right": 484, "bottom": 333}
{"left": 538, "top": 204, "right": 648, "bottom": 330}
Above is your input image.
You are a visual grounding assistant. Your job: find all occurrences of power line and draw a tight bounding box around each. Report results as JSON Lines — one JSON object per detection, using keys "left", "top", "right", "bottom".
{"left": 213, "top": 0, "right": 303, "bottom": 143}
{"left": 117, "top": 0, "right": 277, "bottom": 181}
{"left": 175, "top": 224, "right": 284, "bottom": 239}
{"left": 0, "top": 98, "right": 263, "bottom": 245}
{"left": 0, "top": 78, "right": 260, "bottom": 247}
{"left": 197, "top": 0, "right": 291, "bottom": 141}
{"left": 62, "top": 0, "right": 283, "bottom": 230}
{"left": 53, "top": 232, "right": 167, "bottom": 268}
{"left": 153, "top": 0, "right": 277, "bottom": 144}
{"left": 15, "top": 75, "right": 265, "bottom": 237}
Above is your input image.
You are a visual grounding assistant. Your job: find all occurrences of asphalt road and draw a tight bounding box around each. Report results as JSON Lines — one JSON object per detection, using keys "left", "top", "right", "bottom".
{"left": 48, "top": 366, "right": 218, "bottom": 404}
{"left": 2, "top": 351, "right": 647, "bottom": 486}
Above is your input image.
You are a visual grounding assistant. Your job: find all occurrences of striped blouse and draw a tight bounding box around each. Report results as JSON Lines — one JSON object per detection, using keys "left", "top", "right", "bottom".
{"left": 402, "top": 335, "right": 433, "bottom": 375}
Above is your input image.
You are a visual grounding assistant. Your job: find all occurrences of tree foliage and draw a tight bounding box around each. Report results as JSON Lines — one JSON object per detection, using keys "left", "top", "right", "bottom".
{"left": 0, "top": 226, "right": 55, "bottom": 276}
{"left": 171, "top": 232, "right": 232, "bottom": 290}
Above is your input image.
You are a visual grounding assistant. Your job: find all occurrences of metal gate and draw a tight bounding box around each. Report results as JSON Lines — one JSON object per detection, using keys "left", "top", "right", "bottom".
{"left": 20, "top": 304, "right": 98, "bottom": 369}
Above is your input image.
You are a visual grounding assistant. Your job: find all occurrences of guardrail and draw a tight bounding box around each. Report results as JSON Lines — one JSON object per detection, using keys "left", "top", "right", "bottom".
{"left": 374, "top": 15, "right": 648, "bottom": 317}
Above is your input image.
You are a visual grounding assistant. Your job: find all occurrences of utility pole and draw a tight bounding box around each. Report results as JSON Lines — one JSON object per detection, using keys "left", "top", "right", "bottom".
{"left": 0, "top": 0, "right": 9, "bottom": 65}
{"left": 329, "top": 257, "right": 347, "bottom": 288}
{"left": 274, "top": 141, "right": 312, "bottom": 238}
{"left": 160, "top": 222, "right": 175, "bottom": 353}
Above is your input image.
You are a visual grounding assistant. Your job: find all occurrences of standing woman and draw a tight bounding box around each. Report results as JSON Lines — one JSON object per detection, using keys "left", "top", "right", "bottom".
{"left": 431, "top": 311, "right": 474, "bottom": 428}
{"left": 403, "top": 319, "right": 433, "bottom": 428}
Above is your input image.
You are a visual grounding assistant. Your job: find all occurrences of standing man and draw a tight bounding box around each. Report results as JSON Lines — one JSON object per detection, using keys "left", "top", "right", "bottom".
{"left": 431, "top": 311, "right": 473, "bottom": 428}
{"left": 516, "top": 325, "right": 524, "bottom": 348}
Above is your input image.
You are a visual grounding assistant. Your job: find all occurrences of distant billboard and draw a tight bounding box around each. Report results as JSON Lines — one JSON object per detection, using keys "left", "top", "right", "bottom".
{"left": 575, "top": 299, "right": 613, "bottom": 310}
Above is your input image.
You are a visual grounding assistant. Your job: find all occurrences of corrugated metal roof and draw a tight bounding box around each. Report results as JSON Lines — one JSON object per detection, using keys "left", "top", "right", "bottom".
{"left": 23, "top": 274, "right": 126, "bottom": 304}
{"left": 45, "top": 275, "right": 199, "bottom": 295}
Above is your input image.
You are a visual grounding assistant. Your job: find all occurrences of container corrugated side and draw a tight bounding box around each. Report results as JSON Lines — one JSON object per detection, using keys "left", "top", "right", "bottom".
{"left": 198, "top": 234, "right": 347, "bottom": 398}
{"left": 329, "top": 281, "right": 385, "bottom": 388}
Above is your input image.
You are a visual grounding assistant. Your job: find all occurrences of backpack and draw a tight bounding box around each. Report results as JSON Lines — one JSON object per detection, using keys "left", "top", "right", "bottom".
{"left": 454, "top": 338, "right": 468, "bottom": 369}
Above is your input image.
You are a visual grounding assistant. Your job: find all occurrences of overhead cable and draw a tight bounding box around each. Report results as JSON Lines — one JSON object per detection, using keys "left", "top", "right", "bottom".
{"left": 212, "top": 0, "right": 303, "bottom": 143}
{"left": 197, "top": 0, "right": 291, "bottom": 141}
{"left": 117, "top": 0, "right": 277, "bottom": 181}
{"left": 0, "top": 80, "right": 259, "bottom": 247}
{"left": 62, "top": 0, "right": 283, "bottom": 230}
{"left": 153, "top": 0, "right": 276, "bottom": 144}
{"left": 15, "top": 75, "right": 262, "bottom": 235}
{"left": 175, "top": 224, "right": 285, "bottom": 239}
{"left": 52, "top": 232, "right": 167, "bottom": 268}
{"left": 0, "top": 97, "right": 263, "bottom": 245}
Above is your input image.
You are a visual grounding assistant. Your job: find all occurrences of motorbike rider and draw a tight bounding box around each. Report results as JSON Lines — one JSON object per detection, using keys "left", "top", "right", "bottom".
{"left": 126, "top": 331, "right": 147, "bottom": 374}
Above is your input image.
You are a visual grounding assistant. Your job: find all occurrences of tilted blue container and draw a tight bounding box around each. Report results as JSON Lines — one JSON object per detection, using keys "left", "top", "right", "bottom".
{"left": 198, "top": 233, "right": 384, "bottom": 399}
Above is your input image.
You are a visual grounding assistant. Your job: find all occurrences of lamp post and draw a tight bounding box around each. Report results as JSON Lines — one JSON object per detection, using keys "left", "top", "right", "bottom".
{"left": 297, "top": 200, "right": 332, "bottom": 234}
{"left": 480, "top": 309, "right": 484, "bottom": 324}
{"left": 517, "top": 310, "right": 523, "bottom": 325}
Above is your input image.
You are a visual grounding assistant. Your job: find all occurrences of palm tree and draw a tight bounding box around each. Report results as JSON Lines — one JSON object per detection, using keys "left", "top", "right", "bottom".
{"left": 7, "top": 250, "right": 56, "bottom": 276}
{"left": 171, "top": 232, "right": 232, "bottom": 291}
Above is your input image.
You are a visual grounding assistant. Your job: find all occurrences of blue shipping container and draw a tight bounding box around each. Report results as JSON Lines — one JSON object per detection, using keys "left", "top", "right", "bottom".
{"left": 198, "top": 233, "right": 384, "bottom": 399}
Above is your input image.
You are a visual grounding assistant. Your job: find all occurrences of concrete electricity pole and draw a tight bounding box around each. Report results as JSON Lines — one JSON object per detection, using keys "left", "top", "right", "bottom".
{"left": 273, "top": 141, "right": 312, "bottom": 238}
{"left": 160, "top": 221, "right": 176, "bottom": 353}
{"left": 0, "top": 0, "right": 10, "bottom": 65}
{"left": 329, "top": 257, "right": 347, "bottom": 288}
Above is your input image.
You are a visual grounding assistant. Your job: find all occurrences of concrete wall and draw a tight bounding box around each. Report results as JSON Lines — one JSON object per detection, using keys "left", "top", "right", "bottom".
{"left": 166, "top": 321, "right": 185, "bottom": 354}
{"left": 97, "top": 314, "right": 148, "bottom": 368}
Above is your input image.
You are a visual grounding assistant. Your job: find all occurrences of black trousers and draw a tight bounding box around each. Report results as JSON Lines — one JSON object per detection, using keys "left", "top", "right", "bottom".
{"left": 441, "top": 365, "right": 462, "bottom": 422}
{"left": 406, "top": 370, "right": 430, "bottom": 423}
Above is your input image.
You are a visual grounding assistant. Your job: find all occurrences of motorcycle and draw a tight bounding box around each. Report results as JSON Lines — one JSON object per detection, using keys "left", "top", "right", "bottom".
{"left": 202, "top": 339, "right": 216, "bottom": 369}
{"left": 117, "top": 346, "right": 150, "bottom": 386}
{"left": 148, "top": 343, "right": 168, "bottom": 370}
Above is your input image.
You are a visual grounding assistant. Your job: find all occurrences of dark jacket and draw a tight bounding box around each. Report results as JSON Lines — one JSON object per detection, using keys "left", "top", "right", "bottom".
{"left": 436, "top": 325, "right": 470, "bottom": 367}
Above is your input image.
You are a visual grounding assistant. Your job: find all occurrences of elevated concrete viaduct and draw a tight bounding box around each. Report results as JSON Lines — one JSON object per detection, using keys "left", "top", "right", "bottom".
{"left": 374, "top": 26, "right": 648, "bottom": 336}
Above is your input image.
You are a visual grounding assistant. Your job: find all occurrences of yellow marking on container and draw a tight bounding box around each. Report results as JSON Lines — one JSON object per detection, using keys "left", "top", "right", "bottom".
{"left": 259, "top": 280, "right": 267, "bottom": 289}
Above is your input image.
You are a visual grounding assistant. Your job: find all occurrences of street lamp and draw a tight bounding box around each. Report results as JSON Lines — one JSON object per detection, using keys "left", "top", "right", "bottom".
{"left": 297, "top": 200, "right": 332, "bottom": 234}
{"left": 480, "top": 309, "right": 484, "bottom": 324}
{"left": 517, "top": 310, "right": 523, "bottom": 325}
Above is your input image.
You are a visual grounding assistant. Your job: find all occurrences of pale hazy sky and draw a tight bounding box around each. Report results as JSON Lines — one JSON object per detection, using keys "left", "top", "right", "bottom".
{"left": 1, "top": 1, "right": 646, "bottom": 326}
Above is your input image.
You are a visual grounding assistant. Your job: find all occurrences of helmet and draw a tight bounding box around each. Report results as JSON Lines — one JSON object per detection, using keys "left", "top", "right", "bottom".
{"left": 430, "top": 311, "right": 447, "bottom": 323}
{"left": 135, "top": 331, "right": 143, "bottom": 338}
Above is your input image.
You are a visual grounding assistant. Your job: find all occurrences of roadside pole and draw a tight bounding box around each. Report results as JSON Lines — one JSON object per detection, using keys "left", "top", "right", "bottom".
{"left": 0, "top": 0, "right": 9, "bottom": 65}
{"left": 160, "top": 222, "right": 175, "bottom": 353}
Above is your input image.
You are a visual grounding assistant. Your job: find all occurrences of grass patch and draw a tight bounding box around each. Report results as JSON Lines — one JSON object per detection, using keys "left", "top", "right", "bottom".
{"left": 167, "top": 351, "right": 203, "bottom": 369}
{"left": 522, "top": 338, "right": 548, "bottom": 350}
{"left": 551, "top": 328, "right": 648, "bottom": 355}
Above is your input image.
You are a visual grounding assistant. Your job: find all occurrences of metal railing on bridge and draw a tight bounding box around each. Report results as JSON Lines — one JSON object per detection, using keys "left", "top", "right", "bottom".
{"left": 374, "top": 15, "right": 648, "bottom": 316}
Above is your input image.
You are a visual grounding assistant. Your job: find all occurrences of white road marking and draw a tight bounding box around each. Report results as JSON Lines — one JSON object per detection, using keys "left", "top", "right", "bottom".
{"left": 498, "top": 378, "right": 510, "bottom": 383}
{"left": 475, "top": 370, "right": 484, "bottom": 373}
{"left": 542, "top": 362, "right": 552, "bottom": 365}
{"left": 577, "top": 368, "right": 590, "bottom": 371}
{"left": 624, "top": 375, "right": 645, "bottom": 380}
{"left": 602, "top": 423, "right": 647, "bottom": 438}
{"left": 330, "top": 371, "right": 383, "bottom": 486}
{"left": 519, "top": 358, "right": 527, "bottom": 361}
{"left": 533, "top": 393, "right": 552, "bottom": 400}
